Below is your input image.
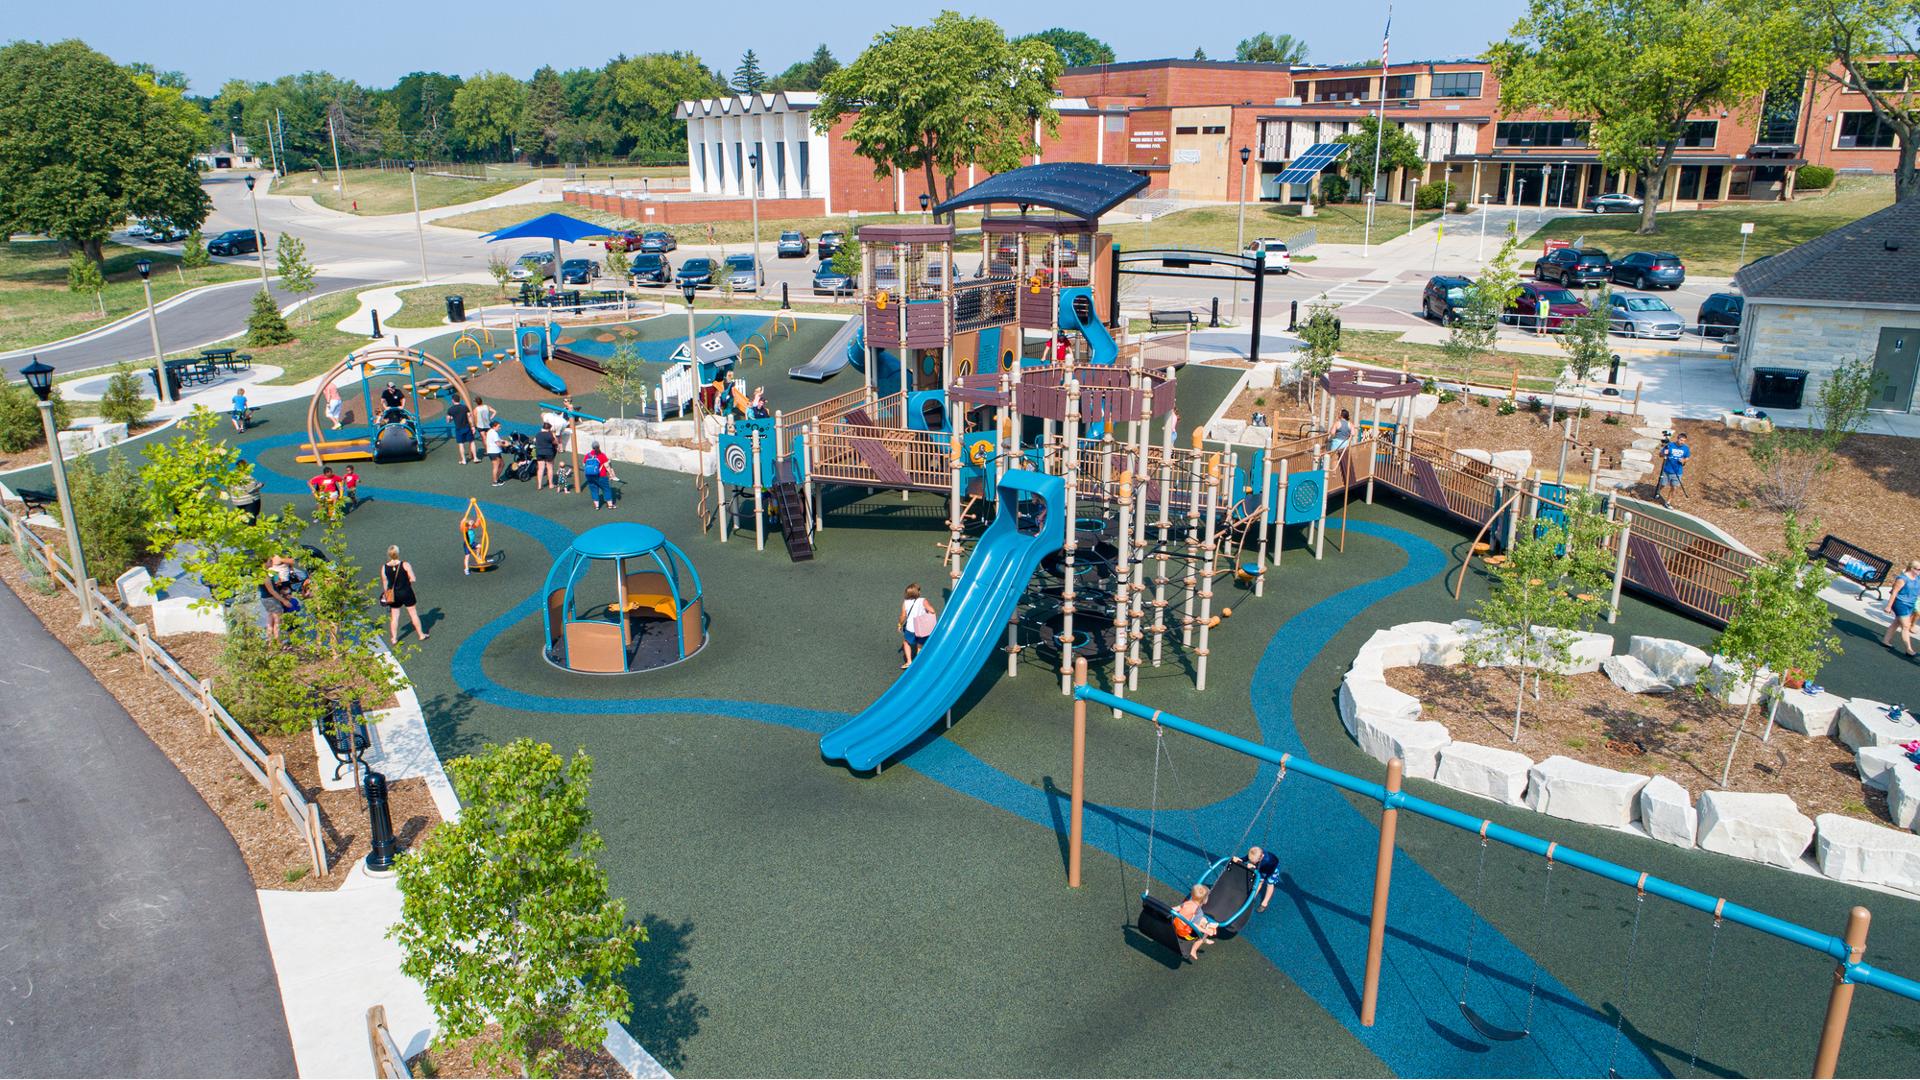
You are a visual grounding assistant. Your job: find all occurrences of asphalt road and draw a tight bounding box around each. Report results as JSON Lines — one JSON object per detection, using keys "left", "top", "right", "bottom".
{"left": 0, "top": 586, "right": 295, "bottom": 1078}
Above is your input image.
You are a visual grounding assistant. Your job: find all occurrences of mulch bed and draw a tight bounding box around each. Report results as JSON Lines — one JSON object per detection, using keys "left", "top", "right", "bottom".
{"left": 1387, "top": 664, "right": 1890, "bottom": 825}
{"left": 0, "top": 420, "right": 166, "bottom": 472}
{"left": 0, "top": 542, "right": 441, "bottom": 890}
{"left": 410, "top": 1025, "right": 628, "bottom": 1079}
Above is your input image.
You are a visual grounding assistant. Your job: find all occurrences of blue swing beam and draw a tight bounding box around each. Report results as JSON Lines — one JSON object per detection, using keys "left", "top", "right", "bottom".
{"left": 1066, "top": 674, "right": 1920, "bottom": 1072}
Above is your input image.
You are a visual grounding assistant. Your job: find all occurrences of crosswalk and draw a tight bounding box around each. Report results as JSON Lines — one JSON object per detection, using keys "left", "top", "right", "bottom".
{"left": 1315, "top": 279, "right": 1395, "bottom": 308}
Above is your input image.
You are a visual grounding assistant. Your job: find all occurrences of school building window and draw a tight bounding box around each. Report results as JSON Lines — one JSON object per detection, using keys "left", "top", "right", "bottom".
{"left": 1200, "top": 125, "right": 1226, "bottom": 134}
{"left": 1679, "top": 120, "right": 1717, "bottom": 148}
{"left": 1838, "top": 111, "right": 1897, "bottom": 148}
{"left": 1174, "top": 126, "right": 1199, "bottom": 135}
{"left": 1430, "top": 72, "right": 1482, "bottom": 98}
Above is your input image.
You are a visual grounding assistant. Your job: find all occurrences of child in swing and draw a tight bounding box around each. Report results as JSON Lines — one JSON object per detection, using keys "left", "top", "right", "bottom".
{"left": 1172, "top": 884, "right": 1218, "bottom": 961}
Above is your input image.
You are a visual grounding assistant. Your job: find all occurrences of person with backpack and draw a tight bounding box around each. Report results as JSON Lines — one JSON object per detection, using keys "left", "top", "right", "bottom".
{"left": 899, "top": 582, "right": 938, "bottom": 668}
{"left": 581, "top": 441, "right": 619, "bottom": 510}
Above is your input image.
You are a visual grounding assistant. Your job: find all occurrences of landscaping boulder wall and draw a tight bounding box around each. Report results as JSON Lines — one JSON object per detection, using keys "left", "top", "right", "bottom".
{"left": 1813, "top": 814, "right": 1920, "bottom": 892}
{"left": 1602, "top": 654, "right": 1672, "bottom": 695}
{"left": 86, "top": 421, "right": 128, "bottom": 450}
{"left": 151, "top": 596, "right": 227, "bottom": 638}
{"left": 1354, "top": 716, "right": 1452, "bottom": 780}
{"left": 1890, "top": 766, "right": 1920, "bottom": 832}
{"left": 1637, "top": 775, "right": 1697, "bottom": 847}
{"left": 1702, "top": 655, "right": 1774, "bottom": 706}
{"left": 1627, "top": 636, "right": 1710, "bottom": 687}
{"left": 1543, "top": 630, "right": 1615, "bottom": 675}
{"left": 1525, "top": 756, "right": 1649, "bottom": 828}
{"left": 55, "top": 429, "right": 90, "bottom": 460}
{"left": 1696, "top": 791, "right": 1815, "bottom": 868}
{"left": 1355, "top": 628, "right": 1424, "bottom": 670}
{"left": 1435, "top": 742, "right": 1532, "bottom": 806}
{"left": 1386, "top": 621, "right": 1473, "bottom": 666}
{"left": 116, "top": 566, "right": 158, "bottom": 608}
{"left": 1855, "top": 745, "right": 1912, "bottom": 792}
{"left": 1771, "top": 687, "right": 1843, "bottom": 738}
{"left": 1338, "top": 675, "right": 1421, "bottom": 731}
{"left": 1837, "top": 699, "right": 1914, "bottom": 751}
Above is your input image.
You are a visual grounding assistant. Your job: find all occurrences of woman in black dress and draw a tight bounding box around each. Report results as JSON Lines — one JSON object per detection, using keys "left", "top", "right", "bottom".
{"left": 534, "top": 422, "right": 558, "bottom": 491}
{"left": 381, "top": 545, "right": 428, "bottom": 644}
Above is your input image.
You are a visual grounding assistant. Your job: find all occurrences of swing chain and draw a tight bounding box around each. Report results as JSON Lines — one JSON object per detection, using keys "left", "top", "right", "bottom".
{"left": 1455, "top": 833, "right": 1493, "bottom": 1006}
{"left": 1145, "top": 726, "right": 1164, "bottom": 884}
{"left": 1603, "top": 875, "right": 1650, "bottom": 1078}
{"left": 1684, "top": 900, "right": 1727, "bottom": 1077}
{"left": 1520, "top": 853, "right": 1556, "bottom": 1037}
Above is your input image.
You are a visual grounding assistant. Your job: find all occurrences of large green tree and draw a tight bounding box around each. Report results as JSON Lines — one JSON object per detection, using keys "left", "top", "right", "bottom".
{"left": 1014, "top": 28, "right": 1116, "bottom": 68}
{"left": 734, "top": 50, "right": 768, "bottom": 94}
{"left": 770, "top": 45, "right": 842, "bottom": 91}
{"left": 453, "top": 71, "right": 528, "bottom": 160}
{"left": 1798, "top": 0, "right": 1920, "bottom": 201}
{"left": 816, "top": 12, "right": 1063, "bottom": 214}
{"left": 0, "top": 40, "right": 211, "bottom": 265}
{"left": 1490, "top": 0, "right": 1820, "bottom": 233}
{"left": 612, "top": 52, "right": 729, "bottom": 159}
{"left": 522, "top": 66, "right": 567, "bottom": 163}
{"left": 1333, "top": 115, "right": 1424, "bottom": 195}
{"left": 1236, "top": 32, "right": 1311, "bottom": 64}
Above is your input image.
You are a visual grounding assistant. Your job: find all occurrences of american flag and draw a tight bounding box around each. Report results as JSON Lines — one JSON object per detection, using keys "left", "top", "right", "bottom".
{"left": 1381, "top": 3, "right": 1393, "bottom": 69}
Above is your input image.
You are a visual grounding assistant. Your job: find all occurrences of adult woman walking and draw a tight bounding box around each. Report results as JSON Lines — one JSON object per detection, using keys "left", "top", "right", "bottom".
{"left": 1884, "top": 558, "right": 1920, "bottom": 658}
{"left": 534, "top": 422, "right": 559, "bottom": 491}
{"left": 380, "top": 545, "right": 428, "bottom": 645}
{"left": 581, "top": 440, "right": 619, "bottom": 510}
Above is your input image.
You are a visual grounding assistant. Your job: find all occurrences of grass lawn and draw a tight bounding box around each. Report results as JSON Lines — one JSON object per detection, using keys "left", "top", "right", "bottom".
{"left": 432, "top": 204, "right": 986, "bottom": 249}
{"left": 386, "top": 284, "right": 489, "bottom": 328}
{"left": 156, "top": 286, "right": 375, "bottom": 386}
{"left": 483, "top": 163, "right": 687, "bottom": 180}
{"left": 0, "top": 239, "right": 254, "bottom": 353}
{"left": 1106, "top": 201, "right": 1442, "bottom": 253}
{"left": 1336, "top": 328, "right": 1564, "bottom": 390}
{"left": 1530, "top": 175, "right": 1894, "bottom": 276}
{"left": 280, "top": 167, "right": 524, "bottom": 216}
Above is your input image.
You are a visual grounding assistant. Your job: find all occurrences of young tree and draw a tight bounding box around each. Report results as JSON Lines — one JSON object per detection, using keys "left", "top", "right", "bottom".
{"left": 1555, "top": 285, "right": 1612, "bottom": 452}
{"left": 63, "top": 449, "right": 149, "bottom": 582}
{"left": 600, "top": 342, "right": 647, "bottom": 419}
{"left": 1713, "top": 515, "right": 1840, "bottom": 786}
{"left": 1294, "top": 300, "right": 1342, "bottom": 408}
{"left": 98, "top": 362, "right": 154, "bottom": 427}
{"left": 0, "top": 41, "right": 211, "bottom": 266}
{"left": 734, "top": 50, "right": 768, "bottom": 94}
{"left": 487, "top": 253, "right": 515, "bottom": 299}
{"left": 280, "top": 515, "right": 412, "bottom": 754}
{"left": 453, "top": 72, "right": 528, "bottom": 160}
{"left": 392, "top": 740, "right": 643, "bottom": 1079}
{"left": 140, "top": 407, "right": 296, "bottom": 605}
{"left": 770, "top": 45, "right": 842, "bottom": 92}
{"left": 1333, "top": 116, "right": 1423, "bottom": 197}
{"left": 1490, "top": 0, "right": 1819, "bottom": 234}
{"left": 67, "top": 251, "right": 107, "bottom": 316}
{"left": 816, "top": 13, "right": 1063, "bottom": 215}
{"left": 604, "top": 247, "right": 629, "bottom": 282}
{"left": 1749, "top": 357, "right": 1881, "bottom": 512}
{"left": 1798, "top": 0, "right": 1920, "bottom": 201}
{"left": 181, "top": 229, "right": 211, "bottom": 269}
{"left": 1444, "top": 227, "right": 1525, "bottom": 388}
{"left": 831, "top": 240, "right": 862, "bottom": 280}
{"left": 1014, "top": 28, "right": 1117, "bottom": 68}
{"left": 246, "top": 288, "right": 294, "bottom": 346}
{"left": 1236, "top": 32, "right": 1311, "bottom": 64}
{"left": 275, "top": 234, "right": 317, "bottom": 323}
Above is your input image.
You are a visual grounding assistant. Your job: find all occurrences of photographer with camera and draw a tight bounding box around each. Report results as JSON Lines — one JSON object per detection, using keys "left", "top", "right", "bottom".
{"left": 1655, "top": 431, "right": 1690, "bottom": 506}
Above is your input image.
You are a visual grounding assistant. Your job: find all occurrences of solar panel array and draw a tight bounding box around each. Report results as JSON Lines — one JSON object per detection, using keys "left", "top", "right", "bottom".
{"left": 1273, "top": 143, "right": 1349, "bottom": 187}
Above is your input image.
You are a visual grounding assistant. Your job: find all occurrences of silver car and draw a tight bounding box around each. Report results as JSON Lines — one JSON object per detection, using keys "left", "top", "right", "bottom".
{"left": 509, "top": 252, "right": 555, "bottom": 281}
{"left": 1607, "top": 292, "right": 1685, "bottom": 339}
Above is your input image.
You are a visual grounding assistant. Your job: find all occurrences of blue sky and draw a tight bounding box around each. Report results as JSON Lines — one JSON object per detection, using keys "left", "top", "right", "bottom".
{"left": 14, "top": 0, "right": 1526, "bottom": 93}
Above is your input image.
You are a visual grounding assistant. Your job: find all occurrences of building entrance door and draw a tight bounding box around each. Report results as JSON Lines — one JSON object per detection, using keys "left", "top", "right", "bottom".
{"left": 1872, "top": 327, "right": 1919, "bottom": 411}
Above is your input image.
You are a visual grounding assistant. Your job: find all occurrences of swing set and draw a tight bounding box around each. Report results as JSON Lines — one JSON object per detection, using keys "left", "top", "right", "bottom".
{"left": 1063, "top": 659, "right": 1920, "bottom": 1077}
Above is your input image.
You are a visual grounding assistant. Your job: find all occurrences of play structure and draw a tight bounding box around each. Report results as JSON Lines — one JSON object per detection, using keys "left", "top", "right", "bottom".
{"left": 510, "top": 321, "right": 606, "bottom": 396}
{"left": 542, "top": 523, "right": 706, "bottom": 674}
{"left": 300, "top": 347, "right": 475, "bottom": 465}
{"left": 1061, "top": 673, "right": 1920, "bottom": 1076}
{"left": 460, "top": 499, "right": 502, "bottom": 575}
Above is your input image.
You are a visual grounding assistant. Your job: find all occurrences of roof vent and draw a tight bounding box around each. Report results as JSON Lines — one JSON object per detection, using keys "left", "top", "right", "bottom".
{"left": 1887, "top": 238, "right": 1902, "bottom": 252}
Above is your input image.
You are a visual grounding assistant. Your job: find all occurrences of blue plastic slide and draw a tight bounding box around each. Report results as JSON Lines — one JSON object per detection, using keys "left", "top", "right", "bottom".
{"left": 847, "top": 326, "right": 906, "bottom": 396}
{"left": 1056, "top": 286, "right": 1117, "bottom": 366}
{"left": 512, "top": 324, "right": 570, "bottom": 394}
{"left": 820, "top": 469, "right": 1067, "bottom": 772}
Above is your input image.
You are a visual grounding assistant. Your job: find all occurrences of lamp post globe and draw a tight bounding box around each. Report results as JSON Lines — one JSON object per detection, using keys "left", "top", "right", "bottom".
{"left": 21, "top": 357, "right": 53, "bottom": 401}
{"left": 135, "top": 258, "right": 152, "bottom": 280}
{"left": 245, "top": 173, "right": 255, "bottom": 192}
{"left": 919, "top": 192, "right": 930, "bottom": 223}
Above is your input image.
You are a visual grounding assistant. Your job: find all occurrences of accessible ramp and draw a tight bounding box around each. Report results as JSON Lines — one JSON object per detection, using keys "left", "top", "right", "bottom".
{"left": 820, "top": 468, "right": 1066, "bottom": 772}
{"left": 790, "top": 316, "right": 860, "bottom": 382}
{"left": 1056, "top": 285, "right": 1116, "bottom": 366}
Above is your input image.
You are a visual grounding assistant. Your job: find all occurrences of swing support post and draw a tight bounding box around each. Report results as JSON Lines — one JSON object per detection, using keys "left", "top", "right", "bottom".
{"left": 1812, "top": 906, "right": 1871, "bottom": 1079}
{"left": 1360, "top": 757, "right": 1404, "bottom": 1028}
{"left": 1068, "top": 658, "right": 1088, "bottom": 888}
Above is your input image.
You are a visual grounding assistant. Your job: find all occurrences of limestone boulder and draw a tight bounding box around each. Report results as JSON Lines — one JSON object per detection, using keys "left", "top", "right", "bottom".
{"left": 1603, "top": 654, "right": 1673, "bottom": 695}
{"left": 151, "top": 596, "right": 227, "bottom": 637}
{"left": 1390, "top": 620, "right": 1472, "bottom": 667}
{"left": 1356, "top": 628, "right": 1425, "bottom": 670}
{"left": 1435, "top": 742, "right": 1532, "bottom": 806}
{"left": 1637, "top": 776, "right": 1697, "bottom": 847}
{"left": 1346, "top": 649, "right": 1386, "bottom": 683}
{"left": 86, "top": 421, "right": 128, "bottom": 450}
{"left": 1771, "top": 687, "right": 1843, "bottom": 738}
{"left": 1628, "top": 636, "right": 1710, "bottom": 687}
{"left": 1814, "top": 815, "right": 1920, "bottom": 892}
{"left": 1891, "top": 766, "right": 1920, "bottom": 831}
{"left": 1838, "top": 699, "right": 1917, "bottom": 751}
{"left": 1703, "top": 655, "right": 1774, "bottom": 707}
{"left": 55, "top": 429, "right": 90, "bottom": 460}
{"left": 1338, "top": 675, "right": 1421, "bottom": 732}
{"left": 1489, "top": 449, "right": 1531, "bottom": 476}
{"left": 1696, "top": 791, "right": 1814, "bottom": 868}
{"left": 1541, "top": 630, "right": 1614, "bottom": 675}
{"left": 640, "top": 442, "right": 707, "bottom": 474}
{"left": 1855, "top": 745, "right": 1913, "bottom": 792}
{"left": 1409, "top": 393, "right": 1439, "bottom": 422}
{"left": 1525, "top": 756, "right": 1649, "bottom": 828}
{"left": 1352, "top": 714, "right": 1452, "bottom": 780}
{"left": 116, "top": 566, "right": 158, "bottom": 608}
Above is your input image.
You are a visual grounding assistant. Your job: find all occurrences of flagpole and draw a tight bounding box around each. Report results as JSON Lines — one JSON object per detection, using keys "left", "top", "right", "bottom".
{"left": 1363, "top": 2, "right": 1392, "bottom": 258}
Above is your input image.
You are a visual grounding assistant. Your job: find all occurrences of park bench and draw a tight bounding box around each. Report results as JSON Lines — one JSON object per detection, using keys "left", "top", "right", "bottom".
{"left": 316, "top": 699, "right": 371, "bottom": 781}
{"left": 1808, "top": 534, "right": 1892, "bottom": 601}
{"left": 9, "top": 486, "right": 53, "bottom": 516}
{"left": 1149, "top": 308, "right": 1200, "bottom": 329}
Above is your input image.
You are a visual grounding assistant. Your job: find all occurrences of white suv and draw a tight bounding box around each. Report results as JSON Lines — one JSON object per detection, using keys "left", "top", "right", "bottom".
{"left": 1245, "top": 238, "right": 1291, "bottom": 274}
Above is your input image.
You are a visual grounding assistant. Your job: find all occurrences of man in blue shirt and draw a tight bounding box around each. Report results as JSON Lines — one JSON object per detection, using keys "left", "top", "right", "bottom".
{"left": 1656, "top": 432, "right": 1690, "bottom": 506}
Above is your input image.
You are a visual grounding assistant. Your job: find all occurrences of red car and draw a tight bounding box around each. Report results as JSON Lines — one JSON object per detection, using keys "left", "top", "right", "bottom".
{"left": 1505, "top": 281, "right": 1591, "bottom": 332}
{"left": 602, "top": 230, "right": 643, "bottom": 253}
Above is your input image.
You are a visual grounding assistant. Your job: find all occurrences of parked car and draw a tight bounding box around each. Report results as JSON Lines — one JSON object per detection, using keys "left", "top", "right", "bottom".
{"left": 1607, "top": 293, "right": 1686, "bottom": 339}
{"left": 627, "top": 253, "right": 672, "bottom": 287}
{"left": 559, "top": 258, "right": 599, "bottom": 285}
{"left": 924, "top": 260, "right": 963, "bottom": 286}
{"left": 1421, "top": 275, "right": 1474, "bottom": 324}
{"left": 603, "top": 230, "right": 642, "bottom": 253}
{"left": 509, "top": 251, "right": 555, "bottom": 281}
{"left": 1585, "top": 192, "right": 1644, "bottom": 214}
{"left": 1611, "top": 251, "right": 1686, "bottom": 290}
{"left": 639, "top": 231, "right": 677, "bottom": 253}
{"left": 817, "top": 231, "right": 845, "bottom": 261}
{"left": 813, "top": 261, "right": 855, "bottom": 296}
{"left": 1697, "top": 292, "right": 1745, "bottom": 339}
{"left": 776, "top": 230, "right": 809, "bottom": 258}
{"left": 1535, "top": 246, "right": 1612, "bottom": 286}
{"left": 675, "top": 257, "right": 715, "bottom": 289}
{"left": 141, "top": 220, "right": 190, "bottom": 243}
{"left": 1505, "top": 281, "right": 1591, "bottom": 331}
{"left": 1244, "top": 238, "right": 1292, "bottom": 274}
{"left": 206, "top": 229, "right": 264, "bottom": 256}
{"left": 724, "top": 253, "right": 761, "bottom": 292}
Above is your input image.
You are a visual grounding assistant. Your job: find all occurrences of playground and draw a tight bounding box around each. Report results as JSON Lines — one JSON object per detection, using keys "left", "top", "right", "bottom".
{"left": 17, "top": 164, "right": 1920, "bottom": 1078}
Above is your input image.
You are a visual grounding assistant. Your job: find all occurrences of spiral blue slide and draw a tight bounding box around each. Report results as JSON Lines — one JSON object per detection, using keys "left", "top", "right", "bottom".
{"left": 1055, "top": 285, "right": 1116, "bottom": 366}
{"left": 820, "top": 469, "right": 1066, "bottom": 772}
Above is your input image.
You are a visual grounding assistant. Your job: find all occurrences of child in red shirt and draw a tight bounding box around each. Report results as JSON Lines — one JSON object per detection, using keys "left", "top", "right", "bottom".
{"left": 341, "top": 465, "right": 360, "bottom": 508}
{"left": 309, "top": 467, "right": 342, "bottom": 516}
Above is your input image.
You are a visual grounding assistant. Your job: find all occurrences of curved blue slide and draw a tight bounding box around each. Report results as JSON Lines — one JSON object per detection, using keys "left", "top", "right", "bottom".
{"left": 821, "top": 469, "right": 1066, "bottom": 772}
{"left": 1056, "top": 285, "right": 1116, "bottom": 366}
{"left": 847, "top": 326, "right": 906, "bottom": 396}
{"left": 518, "top": 350, "right": 569, "bottom": 395}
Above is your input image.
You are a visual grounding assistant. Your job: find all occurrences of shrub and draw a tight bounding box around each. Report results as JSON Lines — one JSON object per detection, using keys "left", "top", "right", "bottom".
{"left": 1317, "top": 173, "right": 1350, "bottom": 204}
{"left": 217, "top": 621, "right": 307, "bottom": 734}
{"left": 1602, "top": 412, "right": 1620, "bottom": 425}
{"left": 245, "top": 289, "right": 294, "bottom": 347}
{"left": 65, "top": 449, "right": 148, "bottom": 581}
{"left": 98, "top": 363, "right": 154, "bottom": 427}
{"left": 1496, "top": 398, "right": 1517, "bottom": 416}
{"left": 1525, "top": 395, "right": 1545, "bottom": 413}
{"left": 1452, "top": 200, "right": 1469, "bottom": 214}
{"left": 1437, "top": 388, "right": 1458, "bottom": 404}
{"left": 181, "top": 230, "right": 210, "bottom": 269}
{"left": 0, "top": 381, "right": 73, "bottom": 453}
{"left": 1421, "top": 377, "right": 1438, "bottom": 394}
{"left": 1414, "top": 181, "right": 1454, "bottom": 210}
{"left": 68, "top": 252, "right": 106, "bottom": 313}
{"left": 1795, "top": 165, "right": 1835, "bottom": 191}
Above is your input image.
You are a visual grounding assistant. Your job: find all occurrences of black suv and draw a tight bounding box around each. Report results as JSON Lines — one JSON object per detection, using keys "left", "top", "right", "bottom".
{"left": 1534, "top": 246, "right": 1612, "bottom": 286}
{"left": 1422, "top": 275, "right": 1474, "bottom": 324}
{"left": 627, "top": 253, "right": 671, "bottom": 287}
{"left": 1697, "top": 293, "right": 1744, "bottom": 339}
{"left": 206, "top": 228, "right": 263, "bottom": 256}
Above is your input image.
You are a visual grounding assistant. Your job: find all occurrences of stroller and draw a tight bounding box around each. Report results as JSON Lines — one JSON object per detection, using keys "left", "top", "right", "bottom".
{"left": 504, "top": 432, "right": 538, "bottom": 482}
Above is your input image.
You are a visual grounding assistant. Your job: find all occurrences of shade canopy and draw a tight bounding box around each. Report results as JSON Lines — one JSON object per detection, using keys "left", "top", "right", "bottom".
{"left": 479, "top": 212, "right": 616, "bottom": 243}
{"left": 572, "top": 522, "right": 668, "bottom": 559}
{"left": 930, "top": 163, "right": 1149, "bottom": 222}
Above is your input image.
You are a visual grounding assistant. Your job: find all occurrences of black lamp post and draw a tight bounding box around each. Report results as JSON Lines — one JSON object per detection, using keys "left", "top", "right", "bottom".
{"left": 405, "top": 160, "right": 429, "bottom": 282}
{"left": 746, "top": 149, "right": 762, "bottom": 280}
{"left": 919, "top": 192, "right": 930, "bottom": 224}
{"left": 133, "top": 258, "right": 171, "bottom": 404}
{"left": 242, "top": 172, "right": 270, "bottom": 290}
{"left": 1235, "top": 146, "right": 1253, "bottom": 324}
{"left": 21, "top": 358, "right": 93, "bottom": 625}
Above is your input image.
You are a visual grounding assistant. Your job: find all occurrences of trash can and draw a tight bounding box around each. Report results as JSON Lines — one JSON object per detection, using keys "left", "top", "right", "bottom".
{"left": 445, "top": 294, "right": 466, "bottom": 323}
{"left": 1750, "top": 367, "right": 1808, "bottom": 410}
